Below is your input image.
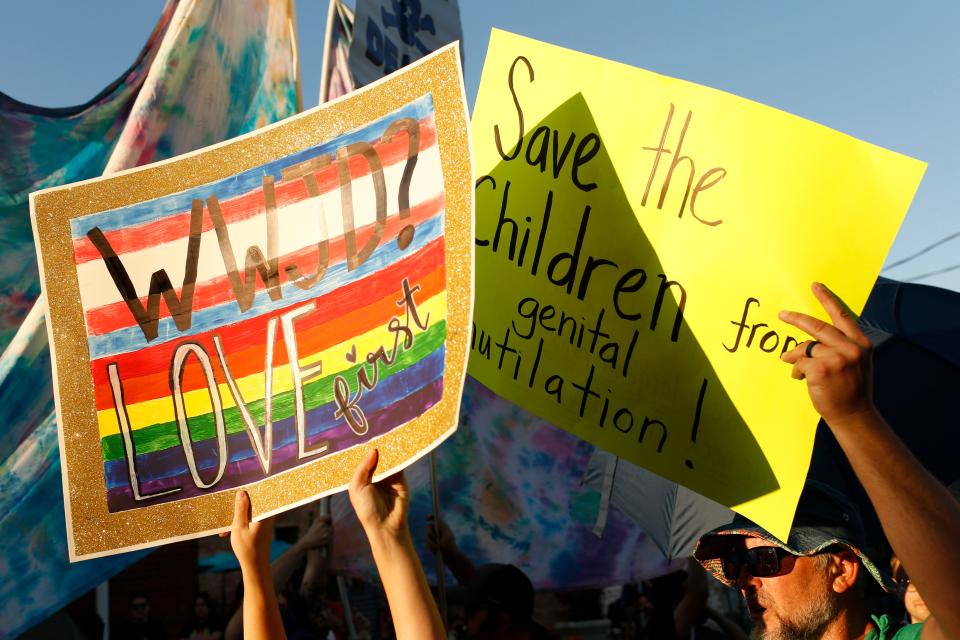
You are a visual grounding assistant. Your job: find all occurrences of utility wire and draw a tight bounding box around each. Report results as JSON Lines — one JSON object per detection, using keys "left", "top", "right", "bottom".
{"left": 884, "top": 230, "right": 960, "bottom": 270}
{"left": 903, "top": 262, "right": 960, "bottom": 282}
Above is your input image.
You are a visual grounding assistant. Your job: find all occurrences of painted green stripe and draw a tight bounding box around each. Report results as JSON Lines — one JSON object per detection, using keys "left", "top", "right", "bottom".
{"left": 100, "top": 321, "right": 446, "bottom": 461}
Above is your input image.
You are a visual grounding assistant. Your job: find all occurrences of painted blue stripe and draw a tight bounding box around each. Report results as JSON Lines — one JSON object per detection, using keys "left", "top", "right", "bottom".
{"left": 87, "top": 212, "right": 445, "bottom": 359}
{"left": 70, "top": 94, "right": 435, "bottom": 237}
{"left": 102, "top": 346, "right": 445, "bottom": 488}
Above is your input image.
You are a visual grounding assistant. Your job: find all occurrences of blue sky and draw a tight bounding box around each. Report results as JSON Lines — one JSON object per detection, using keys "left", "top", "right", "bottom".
{"left": 3, "top": 1, "right": 958, "bottom": 292}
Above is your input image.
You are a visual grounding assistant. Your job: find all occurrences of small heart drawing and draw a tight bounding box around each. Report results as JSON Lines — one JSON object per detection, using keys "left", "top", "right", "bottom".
{"left": 345, "top": 344, "right": 357, "bottom": 363}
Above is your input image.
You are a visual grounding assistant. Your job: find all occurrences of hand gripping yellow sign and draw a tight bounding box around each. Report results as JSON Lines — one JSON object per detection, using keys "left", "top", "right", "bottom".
{"left": 469, "top": 30, "right": 925, "bottom": 539}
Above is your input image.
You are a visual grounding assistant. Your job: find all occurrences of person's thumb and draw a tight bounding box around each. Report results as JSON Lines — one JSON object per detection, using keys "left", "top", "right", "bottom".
{"left": 233, "top": 490, "right": 251, "bottom": 530}
{"left": 350, "top": 448, "right": 379, "bottom": 492}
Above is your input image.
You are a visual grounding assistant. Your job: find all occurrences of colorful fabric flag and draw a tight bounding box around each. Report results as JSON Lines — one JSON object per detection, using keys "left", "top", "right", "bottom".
{"left": 0, "top": 300, "right": 53, "bottom": 462}
{"left": 103, "top": 0, "right": 300, "bottom": 173}
{"left": 0, "top": 2, "right": 177, "bottom": 353}
{"left": 320, "top": 0, "right": 356, "bottom": 102}
{"left": 0, "top": 0, "right": 299, "bottom": 634}
{"left": 348, "top": 0, "right": 463, "bottom": 88}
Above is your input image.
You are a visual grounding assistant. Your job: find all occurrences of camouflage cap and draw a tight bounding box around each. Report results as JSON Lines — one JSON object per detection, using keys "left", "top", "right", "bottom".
{"left": 693, "top": 481, "right": 896, "bottom": 593}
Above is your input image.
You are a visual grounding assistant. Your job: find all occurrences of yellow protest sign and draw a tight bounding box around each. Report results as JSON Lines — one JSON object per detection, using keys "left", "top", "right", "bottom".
{"left": 469, "top": 30, "right": 925, "bottom": 539}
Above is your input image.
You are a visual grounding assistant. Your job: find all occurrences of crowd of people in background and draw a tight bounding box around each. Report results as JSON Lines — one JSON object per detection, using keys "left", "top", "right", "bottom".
{"left": 97, "top": 283, "right": 960, "bottom": 640}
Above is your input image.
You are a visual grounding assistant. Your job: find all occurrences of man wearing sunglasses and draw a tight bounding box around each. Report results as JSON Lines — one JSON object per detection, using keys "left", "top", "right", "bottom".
{"left": 694, "top": 283, "right": 960, "bottom": 640}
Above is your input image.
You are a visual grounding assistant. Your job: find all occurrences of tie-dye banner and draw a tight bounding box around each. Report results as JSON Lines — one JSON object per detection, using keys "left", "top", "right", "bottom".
{"left": 31, "top": 44, "right": 471, "bottom": 561}
{"left": 326, "top": 377, "right": 681, "bottom": 589}
{"left": 102, "top": 0, "right": 300, "bottom": 173}
{"left": 0, "top": 408, "right": 152, "bottom": 640}
{"left": 2, "top": 0, "right": 300, "bottom": 632}
{"left": 320, "top": 0, "right": 357, "bottom": 103}
{"left": 0, "top": 0, "right": 299, "bottom": 355}
{"left": 0, "top": 3, "right": 176, "bottom": 354}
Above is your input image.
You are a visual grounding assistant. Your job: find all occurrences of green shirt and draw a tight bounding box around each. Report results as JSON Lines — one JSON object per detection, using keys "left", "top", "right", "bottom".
{"left": 866, "top": 614, "right": 923, "bottom": 640}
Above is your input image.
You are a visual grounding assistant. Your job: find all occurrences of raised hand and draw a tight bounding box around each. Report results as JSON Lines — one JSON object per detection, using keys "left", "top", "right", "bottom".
{"left": 782, "top": 282, "right": 960, "bottom": 639}
{"left": 778, "top": 282, "right": 877, "bottom": 427}
{"left": 222, "top": 490, "right": 286, "bottom": 640}
{"left": 223, "top": 490, "right": 274, "bottom": 571}
{"left": 347, "top": 448, "right": 445, "bottom": 639}
{"left": 348, "top": 448, "right": 409, "bottom": 539}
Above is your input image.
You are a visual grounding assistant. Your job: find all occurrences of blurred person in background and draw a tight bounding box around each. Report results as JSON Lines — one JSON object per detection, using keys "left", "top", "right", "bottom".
{"left": 890, "top": 555, "right": 929, "bottom": 626}
{"left": 179, "top": 591, "right": 224, "bottom": 640}
{"left": 112, "top": 593, "right": 164, "bottom": 640}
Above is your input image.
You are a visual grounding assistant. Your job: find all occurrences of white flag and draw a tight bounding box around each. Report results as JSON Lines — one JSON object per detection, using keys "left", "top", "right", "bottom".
{"left": 320, "top": 0, "right": 356, "bottom": 102}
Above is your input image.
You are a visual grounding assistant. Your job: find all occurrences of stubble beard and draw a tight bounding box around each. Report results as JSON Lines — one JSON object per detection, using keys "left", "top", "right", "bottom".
{"left": 748, "top": 585, "right": 842, "bottom": 640}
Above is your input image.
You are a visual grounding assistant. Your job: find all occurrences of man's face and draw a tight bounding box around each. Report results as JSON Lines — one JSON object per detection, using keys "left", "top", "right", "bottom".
{"left": 735, "top": 537, "right": 842, "bottom": 640}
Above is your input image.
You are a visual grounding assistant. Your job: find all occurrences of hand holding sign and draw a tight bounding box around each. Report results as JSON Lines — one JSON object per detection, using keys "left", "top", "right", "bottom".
{"left": 225, "top": 490, "right": 274, "bottom": 572}
{"left": 31, "top": 44, "right": 472, "bottom": 559}
{"left": 779, "top": 283, "right": 876, "bottom": 428}
{"left": 349, "top": 448, "right": 410, "bottom": 540}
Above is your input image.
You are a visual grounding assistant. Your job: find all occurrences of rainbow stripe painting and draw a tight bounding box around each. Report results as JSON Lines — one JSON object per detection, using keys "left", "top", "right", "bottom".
{"left": 31, "top": 45, "right": 472, "bottom": 560}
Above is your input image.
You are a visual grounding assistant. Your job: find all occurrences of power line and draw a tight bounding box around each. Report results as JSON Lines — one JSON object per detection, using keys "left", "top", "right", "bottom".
{"left": 884, "top": 230, "right": 960, "bottom": 271}
{"left": 903, "top": 262, "right": 960, "bottom": 282}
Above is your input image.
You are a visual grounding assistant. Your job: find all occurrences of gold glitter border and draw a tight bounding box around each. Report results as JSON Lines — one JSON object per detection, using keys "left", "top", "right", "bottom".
{"left": 30, "top": 44, "right": 473, "bottom": 560}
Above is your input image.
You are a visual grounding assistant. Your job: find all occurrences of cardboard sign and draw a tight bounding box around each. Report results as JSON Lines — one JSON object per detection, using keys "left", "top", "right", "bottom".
{"left": 469, "top": 30, "right": 924, "bottom": 539}
{"left": 349, "top": 0, "right": 463, "bottom": 88}
{"left": 31, "top": 44, "right": 472, "bottom": 560}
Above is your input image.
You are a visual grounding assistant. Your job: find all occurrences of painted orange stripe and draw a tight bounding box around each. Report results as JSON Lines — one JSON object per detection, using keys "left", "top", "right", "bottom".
{"left": 90, "top": 253, "right": 446, "bottom": 409}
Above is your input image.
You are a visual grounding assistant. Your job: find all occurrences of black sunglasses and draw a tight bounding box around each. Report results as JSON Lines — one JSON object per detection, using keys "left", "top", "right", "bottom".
{"left": 894, "top": 571, "right": 912, "bottom": 590}
{"left": 721, "top": 546, "right": 795, "bottom": 581}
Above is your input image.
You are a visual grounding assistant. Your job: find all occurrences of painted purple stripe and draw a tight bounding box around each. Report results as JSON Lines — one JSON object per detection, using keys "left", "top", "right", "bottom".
{"left": 103, "top": 347, "right": 444, "bottom": 488}
{"left": 105, "top": 378, "right": 444, "bottom": 512}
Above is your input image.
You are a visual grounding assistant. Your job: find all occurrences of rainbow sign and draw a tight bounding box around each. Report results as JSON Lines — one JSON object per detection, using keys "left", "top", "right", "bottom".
{"left": 31, "top": 45, "right": 472, "bottom": 560}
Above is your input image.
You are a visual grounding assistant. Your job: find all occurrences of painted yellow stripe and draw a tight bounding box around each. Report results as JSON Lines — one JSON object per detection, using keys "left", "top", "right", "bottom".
{"left": 96, "top": 292, "right": 447, "bottom": 439}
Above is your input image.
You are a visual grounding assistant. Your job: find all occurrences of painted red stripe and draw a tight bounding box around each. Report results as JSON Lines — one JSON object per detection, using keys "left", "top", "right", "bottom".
{"left": 72, "top": 115, "right": 437, "bottom": 263}
{"left": 91, "top": 265, "right": 446, "bottom": 409}
{"left": 89, "top": 237, "right": 445, "bottom": 405}
{"left": 83, "top": 193, "right": 444, "bottom": 335}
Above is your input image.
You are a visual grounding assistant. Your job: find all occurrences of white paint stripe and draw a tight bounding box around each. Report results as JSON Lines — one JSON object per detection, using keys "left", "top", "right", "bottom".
{"left": 77, "top": 146, "right": 443, "bottom": 312}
